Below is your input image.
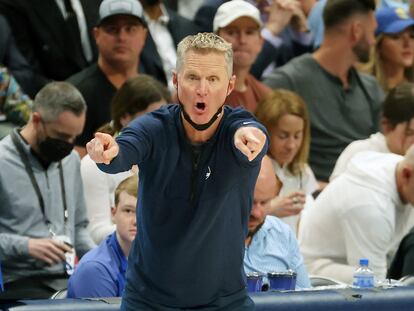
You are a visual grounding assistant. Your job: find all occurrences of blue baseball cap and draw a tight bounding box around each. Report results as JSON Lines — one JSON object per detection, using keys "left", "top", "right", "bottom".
{"left": 375, "top": 7, "right": 414, "bottom": 36}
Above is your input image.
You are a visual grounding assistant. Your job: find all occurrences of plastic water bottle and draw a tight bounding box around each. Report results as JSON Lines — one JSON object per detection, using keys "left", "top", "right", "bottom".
{"left": 353, "top": 258, "right": 375, "bottom": 288}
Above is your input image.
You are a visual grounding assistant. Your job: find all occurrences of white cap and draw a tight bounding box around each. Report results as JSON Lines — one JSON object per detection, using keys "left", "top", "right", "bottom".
{"left": 213, "top": 0, "right": 263, "bottom": 33}
{"left": 98, "top": 0, "right": 146, "bottom": 26}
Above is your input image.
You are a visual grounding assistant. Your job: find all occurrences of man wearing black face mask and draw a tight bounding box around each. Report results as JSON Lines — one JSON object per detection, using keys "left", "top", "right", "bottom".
{"left": 36, "top": 122, "right": 76, "bottom": 163}
{"left": 0, "top": 81, "right": 95, "bottom": 300}
{"left": 87, "top": 33, "right": 268, "bottom": 310}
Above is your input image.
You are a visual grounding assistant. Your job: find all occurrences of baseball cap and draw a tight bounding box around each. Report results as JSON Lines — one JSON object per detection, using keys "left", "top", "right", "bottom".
{"left": 213, "top": 0, "right": 263, "bottom": 33}
{"left": 375, "top": 7, "right": 414, "bottom": 36}
{"left": 97, "top": 0, "right": 146, "bottom": 26}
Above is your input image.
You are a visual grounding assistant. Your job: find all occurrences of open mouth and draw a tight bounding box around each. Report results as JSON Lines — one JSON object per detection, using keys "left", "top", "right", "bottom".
{"left": 195, "top": 102, "right": 206, "bottom": 112}
{"left": 114, "top": 47, "right": 128, "bottom": 53}
{"left": 235, "top": 49, "right": 249, "bottom": 54}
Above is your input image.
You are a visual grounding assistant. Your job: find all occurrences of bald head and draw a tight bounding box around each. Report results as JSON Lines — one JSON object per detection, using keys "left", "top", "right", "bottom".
{"left": 248, "top": 156, "right": 281, "bottom": 234}
{"left": 255, "top": 155, "right": 281, "bottom": 199}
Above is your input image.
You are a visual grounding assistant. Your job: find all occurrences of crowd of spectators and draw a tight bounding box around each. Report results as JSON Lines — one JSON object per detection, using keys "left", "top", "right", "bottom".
{"left": 1, "top": 0, "right": 414, "bottom": 306}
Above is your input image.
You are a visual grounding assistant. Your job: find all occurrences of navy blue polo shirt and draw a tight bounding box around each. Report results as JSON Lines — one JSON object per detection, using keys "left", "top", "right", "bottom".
{"left": 98, "top": 104, "right": 268, "bottom": 307}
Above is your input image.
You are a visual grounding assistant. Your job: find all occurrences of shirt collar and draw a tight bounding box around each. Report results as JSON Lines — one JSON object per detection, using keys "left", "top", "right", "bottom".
{"left": 143, "top": 3, "right": 169, "bottom": 25}
{"left": 271, "top": 158, "right": 291, "bottom": 179}
{"left": 109, "top": 232, "right": 128, "bottom": 273}
{"left": 251, "top": 217, "right": 273, "bottom": 242}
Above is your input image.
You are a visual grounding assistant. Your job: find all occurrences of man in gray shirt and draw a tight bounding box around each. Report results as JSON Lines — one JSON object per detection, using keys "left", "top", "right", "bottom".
{"left": 0, "top": 82, "right": 95, "bottom": 299}
{"left": 264, "top": 0, "right": 383, "bottom": 182}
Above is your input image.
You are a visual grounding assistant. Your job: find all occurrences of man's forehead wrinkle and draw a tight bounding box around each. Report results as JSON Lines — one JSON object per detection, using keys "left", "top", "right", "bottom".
{"left": 184, "top": 58, "right": 227, "bottom": 73}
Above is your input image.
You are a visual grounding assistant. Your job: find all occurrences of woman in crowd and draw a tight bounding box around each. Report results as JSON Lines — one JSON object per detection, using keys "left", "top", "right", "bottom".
{"left": 255, "top": 89, "right": 318, "bottom": 235}
{"left": 363, "top": 7, "right": 414, "bottom": 92}
{"left": 81, "top": 74, "right": 170, "bottom": 244}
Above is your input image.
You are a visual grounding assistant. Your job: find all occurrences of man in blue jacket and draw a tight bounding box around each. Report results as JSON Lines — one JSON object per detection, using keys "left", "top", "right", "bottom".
{"left": 87, "top": 32, "right": 268, "bottom": 310}
{"left": 67, "top": 175, "right": 138, "bottom": 298}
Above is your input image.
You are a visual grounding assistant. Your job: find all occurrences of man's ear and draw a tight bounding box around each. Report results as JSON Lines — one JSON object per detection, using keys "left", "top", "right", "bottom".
{"left": 350, "top": 19, "right": 363, "bottom": 45}
{"left": 398, "top": 165, "right": 413, "bottom": 204}
{"left": 172, "top": 71, "right": 178, "bottom": 89}
{"left": 32, "top": 112, "right": 41, "bottom": 126}
{"left": 111, "top": 206, "right": 117, "bottom": 223}
{"left": 381, "top": 118, "right": 392, "bottom": 134}
{"left": 93, "top": 27, "right": 99, "bottom": 41}
{"left": 403, "top": 166, "right": 412, "bottom": 182}
{"left": 227, "top": 74, "right": 236, "bottom": 96}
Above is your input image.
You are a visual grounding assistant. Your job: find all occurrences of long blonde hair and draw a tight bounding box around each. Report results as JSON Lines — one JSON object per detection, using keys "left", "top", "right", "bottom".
{"left": 361, "top": 34, "right": 414, "bottom": 92}
{"left": 255, "top": 89, "right": 310, "bottom": 175}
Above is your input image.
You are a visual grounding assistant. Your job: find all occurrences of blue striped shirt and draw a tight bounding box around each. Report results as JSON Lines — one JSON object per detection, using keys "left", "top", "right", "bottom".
{"left": 244, "top": 216, "right": 311, "bottom": 289}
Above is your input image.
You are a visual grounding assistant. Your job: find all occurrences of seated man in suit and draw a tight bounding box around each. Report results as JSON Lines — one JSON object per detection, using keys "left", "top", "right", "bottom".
{"left": 244, "top": 155, "right": 311, "bottom": 289}
{"left": 67, "top": 175, "right": 138, "bottom": 298}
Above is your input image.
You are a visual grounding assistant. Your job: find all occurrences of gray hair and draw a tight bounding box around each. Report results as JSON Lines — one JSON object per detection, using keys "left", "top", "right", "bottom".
{"left": 176, "top": 32, "right": 233, "bottom": 77}
{"left": 33, "top": 82, "right": 86, "bottom": 122}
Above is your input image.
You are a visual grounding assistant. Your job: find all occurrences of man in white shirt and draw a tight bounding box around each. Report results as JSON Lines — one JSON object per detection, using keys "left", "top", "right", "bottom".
{"left": 299, "top": 146, "right": 414, "bottom": 283}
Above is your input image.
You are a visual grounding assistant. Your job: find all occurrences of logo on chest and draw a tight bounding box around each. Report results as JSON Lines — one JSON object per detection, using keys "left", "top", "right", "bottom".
{"left": 205, "top": 166, "right": 212, "bottom": 180}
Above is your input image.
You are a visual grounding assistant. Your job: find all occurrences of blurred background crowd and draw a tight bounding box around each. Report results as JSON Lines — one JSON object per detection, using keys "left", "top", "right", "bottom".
{"left": 2, "top": 0, "right": 414, "bottom": 301}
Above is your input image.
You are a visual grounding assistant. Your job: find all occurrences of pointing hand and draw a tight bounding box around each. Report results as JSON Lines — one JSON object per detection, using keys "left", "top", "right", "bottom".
{"left": 86, "top": 132, "right": 119, "bottom": 164}
{"left": 234, "top": 127, "right": 267, "bottom": 161}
